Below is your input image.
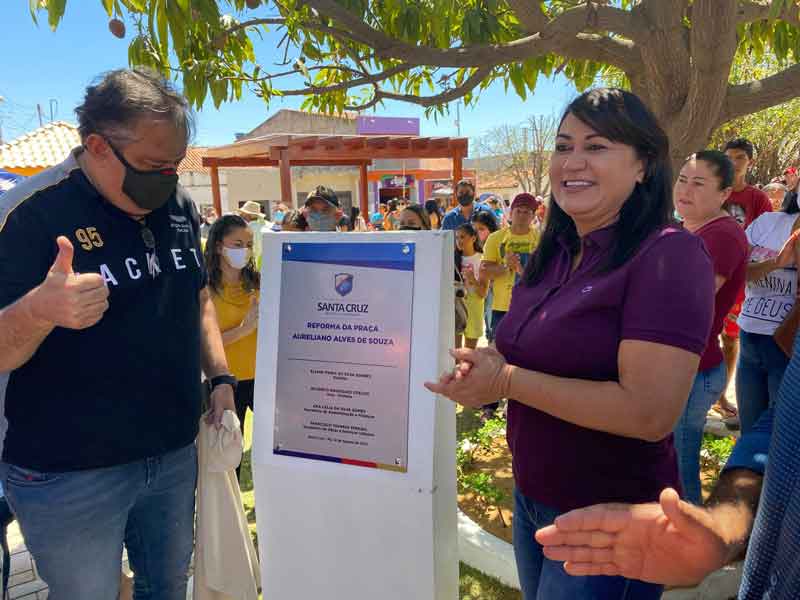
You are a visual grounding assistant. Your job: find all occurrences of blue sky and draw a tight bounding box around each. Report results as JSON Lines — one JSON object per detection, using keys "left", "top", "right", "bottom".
{"left": 0, "top": 2, "right": 579, "bottom": 147}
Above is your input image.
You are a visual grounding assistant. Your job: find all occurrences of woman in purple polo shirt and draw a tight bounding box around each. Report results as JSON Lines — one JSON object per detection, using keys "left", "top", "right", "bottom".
{"left": 427, "top": 88, "right": 714, "bottom": 600}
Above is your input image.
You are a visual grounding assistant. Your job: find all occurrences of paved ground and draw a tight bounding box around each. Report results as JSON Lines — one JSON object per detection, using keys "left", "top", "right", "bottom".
{"left": 7, "top": 521, "right": 48, "bottom": 600}
{"left": 5, "top": 520, "right": 132, "bottom": 600}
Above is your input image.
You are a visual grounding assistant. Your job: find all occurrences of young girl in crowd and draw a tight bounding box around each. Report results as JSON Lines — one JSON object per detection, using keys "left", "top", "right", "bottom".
{"left": 471, "top": 211, "right": 500, "bottom": 343}
{"left": 672, "top": 151, "right": 748, "bottom": 504}
{"left": 455, "top": 223, "right": 487, "bottom": 349}
{"left": 204, "top": 215, "right": 260, "bottom": 478}
{"left": 471, "top": 210, "right": 500, "bottom": 246}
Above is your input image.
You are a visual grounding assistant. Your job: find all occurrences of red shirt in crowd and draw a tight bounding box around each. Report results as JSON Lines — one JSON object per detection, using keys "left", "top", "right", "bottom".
{"left": 694, "top": 216, "right": 749, "bottom": 371}
{"left": 495, "top": 225, "right": 714, "bottom": 511}
{"left": 727, "top": 185, "right": 772, "bottom": 229}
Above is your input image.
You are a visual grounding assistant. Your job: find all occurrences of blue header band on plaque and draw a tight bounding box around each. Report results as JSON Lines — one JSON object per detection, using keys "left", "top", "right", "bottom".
{"left": 282, "top": 242, "right": 415, "bottom": 271}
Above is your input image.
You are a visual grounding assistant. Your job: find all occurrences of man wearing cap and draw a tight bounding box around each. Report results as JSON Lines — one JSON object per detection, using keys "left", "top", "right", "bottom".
{"left": 304, "top": 186, "right": 343, "bottom": 231}
{"left": 481, "top": 193, "right": 541, "bottom": 329}
{"left": 441, "top": 180, "right": 494, "bottom": 231}
{"left": 478, "top": 193, "right": 540, "bottom": 418}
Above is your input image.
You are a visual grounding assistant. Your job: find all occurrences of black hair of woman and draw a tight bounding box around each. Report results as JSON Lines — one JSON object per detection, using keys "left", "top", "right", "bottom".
{"left": 424, "top": 199, "right": 442, "bottom": 216}
{"left": 525, "top": 87, "right": 673, "bottom": 286}
{"left": 401, "top": 203, "right": 431, "bottom": 229}
{"left": 471, "top": 210, "right": 500, "bottom": 234}
{"left": 204, "top": 214, "right": 260, "bottom": 295}
{"left": 689, "top": 150, "right": 735, "bottom": 191}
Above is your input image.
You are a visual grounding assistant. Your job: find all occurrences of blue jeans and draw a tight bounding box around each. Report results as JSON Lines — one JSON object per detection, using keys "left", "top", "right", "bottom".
{"left": 484, "top": 288, "right": 495, "bottom": 342}
{"left": 673, "top": 362, "right": 727, "bottom": 505}
{"left": 1, "top": 443, "right": 197, "bottom": 600}
{"left": 736, "top": 330, "right": 790, "bottom": 435}
{"left": 513, "top": 488, "right": 663, "bottom": 600}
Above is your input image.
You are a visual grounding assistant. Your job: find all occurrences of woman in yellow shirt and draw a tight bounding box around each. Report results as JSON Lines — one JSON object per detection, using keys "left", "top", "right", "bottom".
{"left": 203, "top": 215, "right": 260, "bottom": 452}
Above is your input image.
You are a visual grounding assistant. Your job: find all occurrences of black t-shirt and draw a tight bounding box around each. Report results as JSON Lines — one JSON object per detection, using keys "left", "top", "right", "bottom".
{"left": 0, "top": 151, "right": 207, "bottom": 472}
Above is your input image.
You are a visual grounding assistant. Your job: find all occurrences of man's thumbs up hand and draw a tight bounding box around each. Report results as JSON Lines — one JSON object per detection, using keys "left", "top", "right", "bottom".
{"left": 49, "top": 236, "right": 75, "bottom": 275}
{"left": 29, "top": 236, "right": 110, "bottom": 330}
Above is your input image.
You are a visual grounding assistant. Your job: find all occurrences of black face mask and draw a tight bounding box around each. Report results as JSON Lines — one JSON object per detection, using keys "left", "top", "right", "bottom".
{"left": 399, "top": 225, "right": 422, "bottom": 231}
{"left": 457, "top": 194, "right": 474, "bottom": 207}
{"left": 108, "top": 142, "right": 178, "bottom": 212}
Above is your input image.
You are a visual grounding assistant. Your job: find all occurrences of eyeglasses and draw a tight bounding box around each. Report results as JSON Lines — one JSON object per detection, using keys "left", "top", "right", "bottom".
{"left": 137, "top": 217, "right": 156, "bottom": 250}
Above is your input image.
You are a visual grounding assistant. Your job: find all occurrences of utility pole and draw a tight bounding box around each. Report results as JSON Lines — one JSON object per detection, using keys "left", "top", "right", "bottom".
{"left": 37, "top": 104, "right": 44, "bottom": 127}
{"left": 455, "top": 102, "right": 462, "bottom": 137}
{"left": 49, "top": 99, "right": 58, "bottom": 122}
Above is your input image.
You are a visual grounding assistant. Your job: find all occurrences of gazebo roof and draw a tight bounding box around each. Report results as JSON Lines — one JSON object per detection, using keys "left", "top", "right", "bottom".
{"left": 203, "top": 133, "right": 468, "bottom": 165}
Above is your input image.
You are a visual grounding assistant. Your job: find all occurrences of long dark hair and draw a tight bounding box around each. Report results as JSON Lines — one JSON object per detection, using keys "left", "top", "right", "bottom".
{"left": 471, "top": 210, "right": 499, "bottom": 234}
{"left": 524, "top": 88, "right": 673, "bottom": 285}
{"left": 782, "top": 190, "right": 799, "bottom": 214}
{"left": 204, "top": 214, "right": 260, "bottom": 295}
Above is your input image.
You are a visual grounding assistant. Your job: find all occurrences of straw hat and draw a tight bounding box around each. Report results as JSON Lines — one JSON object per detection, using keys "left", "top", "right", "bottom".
{"left": 238, "top": 201, "right": 265, "bottom": 218}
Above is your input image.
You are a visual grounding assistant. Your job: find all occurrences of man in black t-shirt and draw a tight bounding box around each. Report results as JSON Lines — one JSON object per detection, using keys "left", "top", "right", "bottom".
{"left": 0, "top": 69, "right": 236, "bottom": 600}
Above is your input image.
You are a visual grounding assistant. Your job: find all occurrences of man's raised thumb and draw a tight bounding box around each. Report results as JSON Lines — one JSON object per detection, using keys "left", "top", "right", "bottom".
{"left": 50, "top": 236, "right": 74, "bottom": 275}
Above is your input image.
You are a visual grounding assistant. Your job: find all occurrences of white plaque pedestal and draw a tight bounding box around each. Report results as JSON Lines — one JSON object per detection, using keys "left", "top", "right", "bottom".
{"left": 252, "top": 231, "right": 457, "bottom": 600}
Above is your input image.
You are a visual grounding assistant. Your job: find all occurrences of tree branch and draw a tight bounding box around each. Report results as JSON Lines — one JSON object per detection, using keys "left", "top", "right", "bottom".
{"left": 278, "top": 62, "right": 413, "bottom": 96}
{"left": 721, "top": 61, "right": 800, "bottom": 123}
{"left": 565, "top": 34, "right": 639, "bottom": 72}
{"left": 505, "top": 0, "right": 547, "bottom": 34}
{"left": 223, "top": 17, "right": 286, "bottom": 37}
{"left": 736, "top": 0, "right": 800, "bottom": 27}
{"left": 299, "top": 0, "right": 641, "bottom": 71}
{"left": 345, "top": 66, "right": 492, "bottom": 110}
{"left": 507, "top": 1, "right": 638, "bottom": 40}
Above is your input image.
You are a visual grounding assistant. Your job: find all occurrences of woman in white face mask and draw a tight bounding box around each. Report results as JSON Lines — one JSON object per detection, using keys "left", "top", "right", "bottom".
{"left": 203, "top": 215, "right": 260, "bottom": 478}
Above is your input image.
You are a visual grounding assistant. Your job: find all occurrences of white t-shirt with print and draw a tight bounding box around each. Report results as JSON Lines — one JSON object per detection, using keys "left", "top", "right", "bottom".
{"left": 738, "top": 212, "right": 799, "bottom": 335}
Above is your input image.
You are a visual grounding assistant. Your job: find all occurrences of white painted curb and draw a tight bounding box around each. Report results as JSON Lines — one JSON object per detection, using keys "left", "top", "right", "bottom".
{"left": 457, "top": 509, "right": 521, "bottom": 590}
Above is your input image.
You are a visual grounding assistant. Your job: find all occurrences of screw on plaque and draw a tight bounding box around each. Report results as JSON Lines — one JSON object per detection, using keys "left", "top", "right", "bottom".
{"left": 402, "top": 245, "right": 410, "bottom": 254}
{"left": 395, "top": 458, "right": 402, "bottom": 465}
{"left": 286, "top": 244, "right": 292, "bottom": 252}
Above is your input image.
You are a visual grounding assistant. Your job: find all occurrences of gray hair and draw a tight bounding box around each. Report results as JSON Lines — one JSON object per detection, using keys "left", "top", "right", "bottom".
{"left": 763, "top": 182, "right": 788, "bottom": 193}
{"left": 75, "top": 68, "right": 194, "bottom": 146}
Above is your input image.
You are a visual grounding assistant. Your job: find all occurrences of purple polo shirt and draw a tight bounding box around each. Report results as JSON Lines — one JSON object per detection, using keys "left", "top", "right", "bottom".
{"left": 495, "top": 225, "right": 714, "bottom": 512}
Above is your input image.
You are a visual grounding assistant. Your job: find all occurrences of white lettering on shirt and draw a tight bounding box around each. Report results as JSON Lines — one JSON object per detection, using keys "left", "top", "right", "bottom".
{"left": 171, "top": 248, "right": 186, "bottom": 270}
{"left": 188, "top": 247, "right": 201, "bottom": 267}
{"left": 98, "top": 264, "right": 119, "bottom": 287}
{"left": 146, "top": 252, "right": 161, "bottom": 277}
{"left": 125, "top": 258, "right": 142, "bottom": 280}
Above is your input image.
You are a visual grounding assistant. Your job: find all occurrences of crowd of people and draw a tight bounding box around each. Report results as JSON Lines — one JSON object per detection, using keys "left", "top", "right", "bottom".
{"left": 0, "top": 69, "right": 799, "bottom": 600}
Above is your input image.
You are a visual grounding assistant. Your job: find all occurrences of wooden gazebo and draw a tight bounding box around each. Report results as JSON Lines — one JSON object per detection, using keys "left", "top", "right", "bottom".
{"left": 202, "top": 133, "right": 469, "bottom": 217}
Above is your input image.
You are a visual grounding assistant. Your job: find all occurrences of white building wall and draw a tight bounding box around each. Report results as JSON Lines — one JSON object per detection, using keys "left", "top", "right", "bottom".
{"left": 179, "top": 171, "right": 229, "bottom": 212}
